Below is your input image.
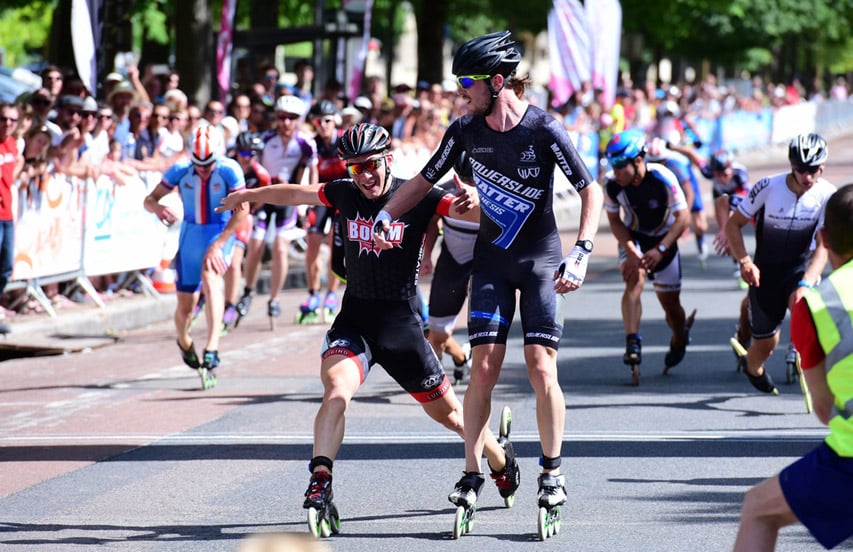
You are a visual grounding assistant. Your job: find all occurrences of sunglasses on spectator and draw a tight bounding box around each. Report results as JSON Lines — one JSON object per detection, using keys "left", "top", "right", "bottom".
{"left": 98, "top": 113, "right": 113, "bottom": 120}
{"left": 81, "top": 112, "right": 96, "bottom": 119}
{"left": 154, "top": 113, "right": 170, "bottom": 120}
{"left": 237, "top": 150, "right": 256, "bottom": 158}
{"left": 346, "top": 157, "right": 384, "bottom": 177}
{"left": 277, "top": 113, "right": 300, "bottom": 120}
{"left": 456, "top": 74, "right": 491, "bottom": 89}
{"left": 65, "top": 109, "right": 82, "bottom": 116}
{"left": 793, "top": 165, "right": 821, "bottom": 175}
{"left": 314, "top": 117, "right": 336, "bottom": 125}
{"left": 31, "top": 97, "right": 51, "bottom": 106}
{"left": 0, "top": 117, "right": 18, "bottom": 124}
{"left": 206, "top": 109, "right": 224, "bottom": 115}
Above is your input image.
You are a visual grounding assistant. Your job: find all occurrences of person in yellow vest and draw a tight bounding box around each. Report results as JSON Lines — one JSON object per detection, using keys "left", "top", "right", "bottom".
{"left": 734, "top": 183, "right": 853, "bottom": 551}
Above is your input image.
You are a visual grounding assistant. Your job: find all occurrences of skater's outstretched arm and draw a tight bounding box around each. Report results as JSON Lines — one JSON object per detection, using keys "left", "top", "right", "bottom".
{"left": 217, "top": 183, "right": 323, "bottom": 213}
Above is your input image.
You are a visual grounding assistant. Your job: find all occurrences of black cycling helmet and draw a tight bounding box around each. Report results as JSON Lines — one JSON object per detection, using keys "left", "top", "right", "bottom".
{"left": 452, "top": 30, "right": 521, "bottom": 77}
{"left": 710, "top": 150, "right": 732, "bottom": 172}
{"left": 235, "top": 131, "right": 263, "bottom": 153}
{"left": 337, "top": 123, "right": 391, "bottom": 160}
{"left": 788, "top": 132, "right": 828, "bottom": 168}
{"left": 309, "top": 99, "right": 338, "bottom": 118}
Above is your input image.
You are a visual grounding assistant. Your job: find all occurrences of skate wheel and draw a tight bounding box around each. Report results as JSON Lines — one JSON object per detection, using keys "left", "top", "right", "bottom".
{"left": 631, "top": 364, "right": 640, "bottom": 387}
{"left": 453, "top": 505, "right": 466, "bottom": 539}
{"left": 504, "top": 494, "right": 515, "bottom": 508}
{"left": 553, "top": 507, "right": 562, "bottom": 535}
{"left": 499, "top": 405, "right": 512, "bottom": 441}
{"left": 319, "top": 514, "right": 332, "bottom": 538}
{"left": 328, "top": 503, "right": 341, "bottom": 534}
{"left": 537, "top": 507, "right": 548, "bottom": 541}
{"left": 307, "top": 507, "right": 321, "bottom": 539}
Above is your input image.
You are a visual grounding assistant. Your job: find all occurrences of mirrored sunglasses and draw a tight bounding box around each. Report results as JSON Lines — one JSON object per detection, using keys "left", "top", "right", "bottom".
{"left": 346, "top": 157, "right": 384, "bottom": 177}
{"left": 456, "top": 74, "right": 491, "bottom": 89}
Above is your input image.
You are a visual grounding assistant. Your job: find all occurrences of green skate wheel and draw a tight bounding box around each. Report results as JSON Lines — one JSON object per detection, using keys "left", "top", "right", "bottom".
{"left": 307, "top": 507, "right": 321, "bottom": 538}
{"left": 504, "top": 493, "right": 515, "bottom": 508}
{"left": 329, "top": 503, "right": 341, "bottom": 534}
{"left": 537, "top": 507, "right": 548, "bottom": 540}
{"left": 499, "top": 405, "right": 512, "bottom": 440}
{"left": 319, "top": 514, "right": 332, "bottom": 538}
{"left": 453, "top": 505, "right": 465, "bottom": 539}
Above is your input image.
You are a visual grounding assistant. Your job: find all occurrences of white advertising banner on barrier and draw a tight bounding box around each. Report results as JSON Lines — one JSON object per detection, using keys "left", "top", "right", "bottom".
{"left": 13, "top": 173, "right": 85, "bottom": 280}
{"left": 82, "top": 171, "right": 170, "bottom": 277}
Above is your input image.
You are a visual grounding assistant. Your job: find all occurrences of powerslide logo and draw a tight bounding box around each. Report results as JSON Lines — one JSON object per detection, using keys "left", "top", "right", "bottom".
{"left": 347, "top": 214, "right": 405, "bottom": 256}
{"left": 425, "top": 136, "right": 456, "bottom": 181}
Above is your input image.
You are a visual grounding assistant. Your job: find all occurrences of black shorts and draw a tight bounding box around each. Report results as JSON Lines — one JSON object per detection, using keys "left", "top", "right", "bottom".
{"left": 468, "top": 244, "right": 563, "bottom": 349}
{"left": 322, "top": 295, "right": 450, "bottom": 403}
{"left": 748, "top": 262, "right": 803, "bottom": 339}
{"left": 307, "top": 205, "right": 335, "bottom": 235}
{"left": 428, "top": 241, "right": 473, "bottom": 319}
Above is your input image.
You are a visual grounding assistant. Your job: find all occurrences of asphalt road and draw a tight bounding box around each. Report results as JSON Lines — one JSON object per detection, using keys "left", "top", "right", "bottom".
{"left": 1, "top": 136, "right": 853, "bottom": 551}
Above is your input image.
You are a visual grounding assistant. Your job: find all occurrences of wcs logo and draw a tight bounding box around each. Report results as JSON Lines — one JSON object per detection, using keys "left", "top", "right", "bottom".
{"left": 347, "top": 214, "right": 405, "bottom": 256}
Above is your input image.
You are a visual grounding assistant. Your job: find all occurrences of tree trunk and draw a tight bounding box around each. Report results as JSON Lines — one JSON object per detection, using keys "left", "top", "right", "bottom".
{"left": 174, "top": 0, "right": 213, "bottom": 106}
{"left": 415, "top": 0, "right": 448, "bottom": 86}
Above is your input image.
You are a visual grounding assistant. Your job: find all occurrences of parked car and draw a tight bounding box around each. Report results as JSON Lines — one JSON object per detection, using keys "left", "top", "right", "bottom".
{"left": 0, "top": 66, "right": 41, "bottom": 102}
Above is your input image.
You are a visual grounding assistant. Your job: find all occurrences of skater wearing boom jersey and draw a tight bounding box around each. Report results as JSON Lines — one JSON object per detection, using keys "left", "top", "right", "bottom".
{"left": 217, "top": 123, "right": 518, "bottom": 536}
{"left": 373, "top": 31, "right": 603, "bottom": 529}
{"left": 726, "top": 133, "right": 836, "bottom": 395}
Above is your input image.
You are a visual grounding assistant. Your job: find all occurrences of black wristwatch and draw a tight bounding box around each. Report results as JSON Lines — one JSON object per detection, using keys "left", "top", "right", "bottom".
{"left": 576, "top": 239, "right": 594, "bottom": 253}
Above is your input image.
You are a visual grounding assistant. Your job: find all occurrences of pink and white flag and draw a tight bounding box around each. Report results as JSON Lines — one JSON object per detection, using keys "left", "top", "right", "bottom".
{"left": 586, "top": 0, "right": 622, "bottom": 110}
{"left": 547, "top": 0, "right": 592, "bottom": 108}
{"left": 346, "top": 0, "right": 374, "bottom": 101}
{"left": 216, "top": 0, "right": 236, "bottom": 103}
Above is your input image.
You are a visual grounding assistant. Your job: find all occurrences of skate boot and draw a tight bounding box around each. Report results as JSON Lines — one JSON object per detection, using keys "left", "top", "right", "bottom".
{"left": 697, "top": 238, "right": 708, "bottom": 270}
{"left": 222, "top": 303, "right": 238, "bottom": 334}
{"left": 296, "top": 293, "right": 321, "bottom": 324}
{"left": 664, "top": 308, "right": 697, "bottom": 374}
{"left": 537, "top": 472, "right": 566, "bottom": 540}
{"left": 453, "top": 342, "right": 472, "bottom": 385}
{"left": 489, "top": 406, "right": 520, "bottom": 507}
{"left": 198, "top": 349, "right": 219, "bottom": 390}
{"left": 322, "top": 291, "right": 338, "bottom": 323}
{"left": 448, "top": 471, "right": 484, "bottom": 539}
{"left": 743, "top": 364, "right": 779, "bottom": 395}
{"left": 234, "top": 291, "right": 252, "bottom": 328}
{"left": 177, "top": 340, "right": 200, "bottom": 369}
{"left": 303, "top": 470, "right": 340, "bottom": 538}
{"left": 267, "top": 299, "right": 281, "bottom": 330}
{"left": 623, "top": 333, "right": 642, "bottom": 386}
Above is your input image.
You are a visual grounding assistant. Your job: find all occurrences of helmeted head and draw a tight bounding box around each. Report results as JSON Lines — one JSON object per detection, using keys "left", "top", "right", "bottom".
{"left": 788, "top": 132, "right": 828, "bottom": 170}
{"left": 274, "top": 95, "right": 305, "bottom": 117}
{"left": 309, "top": 99, "right": 341, "bottom": 129}
{"left": 189, "top": 126, "right": 222, "bottom": 166}
{"left": 235, "top": 131, "right": 263, "bottom": 155}
{"left": 605, "top": 129, "right": 646, "bottom": 170}
{"left": 452, "top": 31, "right": 522, "bottom": 116}
{"left": 710, "top": 149, "right": 733, "bottom": 172}
{"left": 645, "top": 137, "right": 667, "bottom": 162}
{"left": 338, "top": 123, "right": 393, "bottom": 199}
{"left": 337, "top": 123, "right": 391, "bottom": 161}
{"left": 452, "top": 30, "right": 521, "bottom": 78}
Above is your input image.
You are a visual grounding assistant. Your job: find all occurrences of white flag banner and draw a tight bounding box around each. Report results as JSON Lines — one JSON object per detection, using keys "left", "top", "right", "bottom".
{"left": 586, "top": 0, "right": 622, "bottom": 110}
{"left": 71, "top": 0, "right": 97, "bottom": 95}
{"left": 547, "top": 0, "right": 592, "bottom": 108}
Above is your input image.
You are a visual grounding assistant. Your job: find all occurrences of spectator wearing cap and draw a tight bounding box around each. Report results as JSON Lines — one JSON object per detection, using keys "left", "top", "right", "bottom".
{"left": 103, "top": 72, "right": 124, "bottom": 99}
{"left": 108, "top": 80, "right": 138, "bottom": 160}
{"left": 78, "top": 96, "right": 99, "bottom": 160}
{"left": 353, "top": 95, "right": 374, "bottom": 124}
{"left": 50, "top": 95, "right": 85, "bottom": 156}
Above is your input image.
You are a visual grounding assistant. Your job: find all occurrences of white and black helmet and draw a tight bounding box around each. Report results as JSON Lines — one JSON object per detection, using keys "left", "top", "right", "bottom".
{"left": 337, "top": 123, "right": 391, "bottom": 160}
{"left": 788, "top": 133, "right": 828, "bottom": 168}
